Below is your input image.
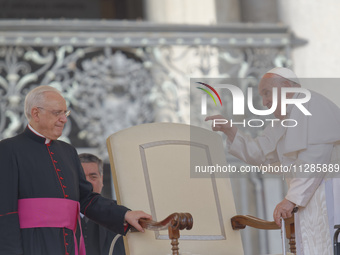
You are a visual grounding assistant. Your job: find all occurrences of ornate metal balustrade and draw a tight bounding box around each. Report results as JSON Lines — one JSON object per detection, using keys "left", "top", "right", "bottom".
{"left": 0, "top": 19, "right": 307, "bottom": 255}
{"left": 0, "top": 19, "right": 306, "bottom": 155}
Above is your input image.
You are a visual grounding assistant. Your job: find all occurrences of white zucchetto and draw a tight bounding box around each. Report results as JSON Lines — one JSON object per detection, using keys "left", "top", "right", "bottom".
{"left": 266, "top": 67, "right": 300, "bottom": 84}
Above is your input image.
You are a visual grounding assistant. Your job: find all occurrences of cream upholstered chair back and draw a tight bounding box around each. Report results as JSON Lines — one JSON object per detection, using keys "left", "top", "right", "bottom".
{"left": 106, "top": 123, "right": 244, "bottom": 255}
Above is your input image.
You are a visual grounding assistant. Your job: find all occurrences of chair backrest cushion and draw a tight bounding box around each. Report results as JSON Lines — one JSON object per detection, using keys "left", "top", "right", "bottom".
{"left": 107, "top": 123, "right": 244, "bottom": 255}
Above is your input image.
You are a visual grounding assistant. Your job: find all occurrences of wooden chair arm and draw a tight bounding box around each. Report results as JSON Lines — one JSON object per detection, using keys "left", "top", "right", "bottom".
{"left": 231, "top": 215, "right": 296, "bottom": 254}
{"left": 231, "top": 215, "right": 293, "bottom": 230}
{"left": 137, "top": 212, "right": 193, "bottom": 231}
{"left": 131, "top": 213, "right": 193, "bottom": 255}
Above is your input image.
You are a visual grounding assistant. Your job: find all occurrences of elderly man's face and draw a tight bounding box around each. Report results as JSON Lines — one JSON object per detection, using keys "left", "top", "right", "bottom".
{"left": 258, "top": 74, "right": 291, "bottom": 120}
{"left": 81, "top": 162, "right": 104, "bottom": 194}
{"left": 33, "top": 91, "right": 68, "bottom": 140}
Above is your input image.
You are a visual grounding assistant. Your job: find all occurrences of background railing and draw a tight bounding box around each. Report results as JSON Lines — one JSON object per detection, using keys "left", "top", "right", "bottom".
{"left": 0, "top": 19, "right": 306, "bottom": 254}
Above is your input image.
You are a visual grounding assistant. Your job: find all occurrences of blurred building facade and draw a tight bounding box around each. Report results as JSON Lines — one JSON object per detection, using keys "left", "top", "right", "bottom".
{"left": 0, "top": 0, "right": 337, "bottom": 254}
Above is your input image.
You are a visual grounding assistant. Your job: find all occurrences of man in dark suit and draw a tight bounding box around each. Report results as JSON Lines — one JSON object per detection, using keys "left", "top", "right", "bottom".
{"left": 79, "top": 153, "right": 125, "bottom": 255}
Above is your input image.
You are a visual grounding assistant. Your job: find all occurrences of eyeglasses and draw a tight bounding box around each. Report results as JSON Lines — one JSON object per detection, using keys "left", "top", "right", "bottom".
{"left": 37, "top": 107, "right": 71, "bottom": 118}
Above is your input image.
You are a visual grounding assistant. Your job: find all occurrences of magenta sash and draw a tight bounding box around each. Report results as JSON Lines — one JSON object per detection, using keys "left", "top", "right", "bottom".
{"left": 18, "top": 198, "right": 86, "bottom": 255}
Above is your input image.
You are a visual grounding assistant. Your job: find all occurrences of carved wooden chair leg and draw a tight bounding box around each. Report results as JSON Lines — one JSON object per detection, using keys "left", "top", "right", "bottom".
{"left": 289, "top": 237, "right": 296, "bottom": 255}
{"left": 169, "top": 227, "right": 180, "bottom": 255}
{"left": 138, "top": 212, "right": 193, "bottom": 255}
{"left": 285, "top": 220, "right": 296, "bottom": 254}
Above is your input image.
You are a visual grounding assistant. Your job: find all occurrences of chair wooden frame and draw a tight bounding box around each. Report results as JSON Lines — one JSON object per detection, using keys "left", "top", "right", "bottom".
{"left": 107, "top": 122, "right": 296, "bottom": 255}
{"left": 132, "top": 213, "right": 193, "bottom": 255}
{"left": 231, "top": 215, "right": 295, "bottom": 254}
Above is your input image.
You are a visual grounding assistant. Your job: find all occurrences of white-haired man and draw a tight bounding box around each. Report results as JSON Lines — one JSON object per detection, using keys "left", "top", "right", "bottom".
{"left": 0, "top": 85, "right": 151, "bottom": 255}
{"left": 206, "top": 67, "right": 340, "bottom": 254}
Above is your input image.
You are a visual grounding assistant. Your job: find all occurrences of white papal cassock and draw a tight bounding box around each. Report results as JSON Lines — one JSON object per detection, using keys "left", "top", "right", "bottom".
{"left": 227, "top": 90, "right": 340, "bottom": 255}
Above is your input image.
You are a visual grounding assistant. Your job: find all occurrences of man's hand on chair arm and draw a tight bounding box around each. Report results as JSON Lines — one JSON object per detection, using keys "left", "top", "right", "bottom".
{"left": 125, "top": 210, "right": 152, "bottom": 233}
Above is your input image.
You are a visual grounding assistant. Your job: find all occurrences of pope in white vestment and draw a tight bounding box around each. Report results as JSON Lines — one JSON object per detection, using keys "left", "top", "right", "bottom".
{"left": 206, "top": 67, "right": 340, "bottom": 255}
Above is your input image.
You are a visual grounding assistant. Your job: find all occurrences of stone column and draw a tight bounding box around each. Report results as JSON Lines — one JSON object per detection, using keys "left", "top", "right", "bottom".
{"left": 215, "top": 0, "right": 241, "bottom": 23}
{"left": 144, "top": 0, "right": 217, "bottom": 24}
{"left": 143, "top": 0, "right": 218, "bottom": 124}
{"left": 240, "top": 0, "right": 279, "bottom": 22}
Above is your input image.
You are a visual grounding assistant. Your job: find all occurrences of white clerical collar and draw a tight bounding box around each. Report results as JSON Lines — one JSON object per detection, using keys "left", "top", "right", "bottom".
{"left": 28, "top": 124, "right": 51, "bottom": 144}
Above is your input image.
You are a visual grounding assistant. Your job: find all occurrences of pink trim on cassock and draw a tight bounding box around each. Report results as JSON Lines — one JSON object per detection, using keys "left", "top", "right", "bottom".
{"left": 18, "top": 198, "right": 86, "bottom": 255}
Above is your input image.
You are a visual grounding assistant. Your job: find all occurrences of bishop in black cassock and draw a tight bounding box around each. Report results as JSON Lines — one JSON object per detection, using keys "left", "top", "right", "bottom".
{"left": 0, "top": 85, "right": 150, "bottom": 255}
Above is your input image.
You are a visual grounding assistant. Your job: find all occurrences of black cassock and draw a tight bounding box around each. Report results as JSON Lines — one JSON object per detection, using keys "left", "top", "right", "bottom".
{"left": 0, "top": 127, "right": 130, "bottom": 255}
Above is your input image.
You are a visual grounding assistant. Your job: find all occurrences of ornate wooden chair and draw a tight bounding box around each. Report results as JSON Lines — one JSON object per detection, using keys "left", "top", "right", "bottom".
{"left": 231, "top": 215, "right": 295, "bottom": 254}
{"left": 106, "top": 123, "right": 295, "bottom": 255}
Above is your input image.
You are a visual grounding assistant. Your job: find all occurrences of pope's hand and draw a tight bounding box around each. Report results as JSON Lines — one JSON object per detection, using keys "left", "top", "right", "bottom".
{"left": 205, "top": 115, "right": 237, "bottom": 142}
{"left": 125, "top": 211, "right": 152, "bottom": 233}
{"left": 273, "top": 198, "right": 295, "bottom": 227}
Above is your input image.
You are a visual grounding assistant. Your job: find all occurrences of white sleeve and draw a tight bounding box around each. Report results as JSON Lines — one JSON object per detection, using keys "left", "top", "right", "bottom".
{"left": 228, "top": 130, "right": 280, "bottom": 166}
{"left": 285, "top": 143, "right": 333, "bottom": 207}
